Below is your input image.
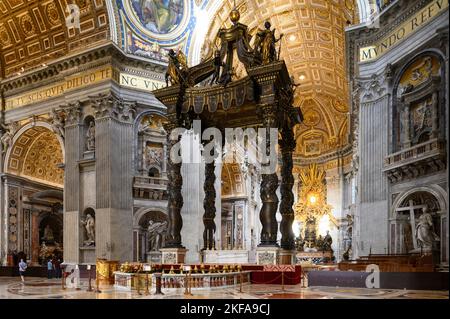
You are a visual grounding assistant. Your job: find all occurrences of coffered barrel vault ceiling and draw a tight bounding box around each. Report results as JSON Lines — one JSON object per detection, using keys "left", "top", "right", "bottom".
{"left": 200, "top": 0, "right": 357, "bottom": 159}
{"left": 0, "top": 0, "right": 110, "bottom": 78}
{"left": 1, "top": 0, "right": 363, "bottom": 160}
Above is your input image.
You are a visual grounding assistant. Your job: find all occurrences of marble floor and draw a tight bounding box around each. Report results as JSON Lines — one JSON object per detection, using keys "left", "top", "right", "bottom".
{"left": 0, "top": 277, "right": 448, "bottom": 299}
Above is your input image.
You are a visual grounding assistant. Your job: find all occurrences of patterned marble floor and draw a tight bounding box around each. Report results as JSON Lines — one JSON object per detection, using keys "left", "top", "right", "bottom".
{"left": 0, "top": 277, "right": 447, "bottom": 299}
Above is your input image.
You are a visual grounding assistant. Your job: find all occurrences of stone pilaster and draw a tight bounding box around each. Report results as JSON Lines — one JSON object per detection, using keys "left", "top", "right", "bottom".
{"left": 62, "top": 102, "right": 82, "bottom": 264}
{"left": 92, "top": 93, "right": 135, "bottom": 262}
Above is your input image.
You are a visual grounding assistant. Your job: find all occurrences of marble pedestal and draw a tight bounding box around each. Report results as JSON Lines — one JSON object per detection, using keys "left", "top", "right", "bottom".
{"left": 279, "top": 250, "right": 296, "bottom": 265}
{"left": 256, "top": 247, "right": 280, "bottom": 265}
{"left": 201, "top": 250, "right": 249, "bottom": 264}
{"left": 160, "top": 248, "right": 187, "bottom": 264}
{"left": 147, "top": 251, "right": 162, "bottom": 264}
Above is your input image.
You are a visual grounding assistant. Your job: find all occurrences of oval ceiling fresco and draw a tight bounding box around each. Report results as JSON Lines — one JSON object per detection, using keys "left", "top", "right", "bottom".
{"left": 129, "top": 0, "right": 186, "bottom": 35}
{"left": 123, "top": 0, "right": 191, "bottom": 42}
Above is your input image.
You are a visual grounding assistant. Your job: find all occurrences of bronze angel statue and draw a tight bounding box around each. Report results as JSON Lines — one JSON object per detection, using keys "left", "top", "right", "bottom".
{"left": 165, "top": 48, "right": 188, "bottom": 86}
{"left": 254, "top": 21, "right": 284, "bottom": 65}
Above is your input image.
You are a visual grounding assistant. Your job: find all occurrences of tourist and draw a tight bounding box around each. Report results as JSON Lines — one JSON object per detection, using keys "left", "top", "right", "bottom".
{"left": 47, "top": 259, "right": 54, "bottom": 279}
{"left": 54, "top": 259, "right": 62, "bottom": 279}
{"left": 18, "top": 259, "right": 27, "bottom": 283}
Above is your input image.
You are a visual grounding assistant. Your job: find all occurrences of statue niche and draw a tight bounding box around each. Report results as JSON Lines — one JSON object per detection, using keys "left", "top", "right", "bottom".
{"left": 137, "top": 211, "right": 168, "bottom": 263}
{"left": 81, "top": 208, "right": 95, "bottom": 247}
{"left": 395, "top": 55, "right": 441, "bottom": 150}
{"left": 85, "top": 117, "right": 96, "bottom": 152}
{"left": 38, "top": 214, "right": 63, "bottom": 264}
{"left": 147, "top": 220, "right": 168, "bottom": 252}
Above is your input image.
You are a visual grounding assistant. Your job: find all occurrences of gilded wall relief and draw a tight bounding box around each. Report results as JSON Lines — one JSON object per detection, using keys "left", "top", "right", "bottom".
{"left": 0, "top": 0, "right": 109, "bottom": 77}
{"left": 399, "top": 56, "right": 440, "bottom": 95}
{"left": 7, "top": 126, "right": 64, "bottom": 187}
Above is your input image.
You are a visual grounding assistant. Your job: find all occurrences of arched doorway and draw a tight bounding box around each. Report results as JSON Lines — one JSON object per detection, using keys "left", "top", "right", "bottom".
{"left": 3, "top": 123, "right": 64, "bottom": 266}
{"left": 134, "top": 210, "right": 168, "bottom": 263}
{"left": 392, "top": 188, "right": 447, "bottom": 265}
{"left": 220, "top": 163, "right": 247, "bottom": 251}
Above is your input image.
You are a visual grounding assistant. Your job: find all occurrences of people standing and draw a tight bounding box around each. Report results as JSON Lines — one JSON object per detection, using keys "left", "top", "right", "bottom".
{"left": 18, "top": 259, "right": 27, "bottom": 283}
{"left": 47, "top": 259, "right": 54, "bottom": 279}
{"left": 54, "top": 259, "right": 62, "bottom": 279}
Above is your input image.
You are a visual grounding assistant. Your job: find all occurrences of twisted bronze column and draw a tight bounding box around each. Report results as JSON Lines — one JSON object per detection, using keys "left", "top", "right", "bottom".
{"left": 258, "top": 105, "right": 279, "bottom": 246}
{"left": 203, "top": 161, "right": 217, "bottom": 250}
{"left": 279, "top": 126, "right": 296, "bottom": 250}
{"left": 164, "top": 121, "right": 184, "bottom": 248}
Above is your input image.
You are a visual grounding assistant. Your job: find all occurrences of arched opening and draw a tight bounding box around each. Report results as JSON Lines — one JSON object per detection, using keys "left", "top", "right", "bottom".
{"left": 148, "top": 167, "right": 161, "bottom": 178}
{"left": 81, "top": 207, "right": 96, "bottom": 247}
{"left": 3, "top": 124, "right": 64, "bottom": 265}
{"left": 221, "top": 162, "right": 247, "bottom": 250}
{"left": 135, "top": 210, "right": 168, "bottom": 263}
{"left": 38, "top": 213, "right": 63, "bottom": 264}
{"left": 392, "top": 190, "right": 445, "bottom": 265}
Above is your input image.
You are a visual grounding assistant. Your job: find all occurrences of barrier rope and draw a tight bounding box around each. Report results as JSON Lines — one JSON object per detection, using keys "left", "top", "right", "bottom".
{"left": 250, "top": 273, "right": 283, "bottom": 285}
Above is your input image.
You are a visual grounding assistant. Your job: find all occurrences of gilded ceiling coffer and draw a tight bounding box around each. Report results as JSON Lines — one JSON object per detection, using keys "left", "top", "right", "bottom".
{"left": 154, "top": 7, "right": 303, "bottom": 255}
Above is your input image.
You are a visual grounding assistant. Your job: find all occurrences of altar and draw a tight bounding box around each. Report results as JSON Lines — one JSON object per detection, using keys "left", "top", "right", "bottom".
{"left": 201, "top": 250, "right": 249, "bottom": 264}
{"left": 153, "top": 7, "right": 302, "bottom": 265}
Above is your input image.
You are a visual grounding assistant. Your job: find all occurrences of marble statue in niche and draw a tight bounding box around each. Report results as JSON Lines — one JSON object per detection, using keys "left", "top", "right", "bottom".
{"left": 415, "top": 206, "right": 439, "bottom": 251}
{"left": 81, "top": 213, "right": 95, "bottom": 246}
{"left": 86, "top": 121, "right": 96, "bottom": 151}
{"left": 147, "top": 220, "right": 167, "bottom": 251}
{"left": 41, "top": 224, "right": 54, "bottom": 242}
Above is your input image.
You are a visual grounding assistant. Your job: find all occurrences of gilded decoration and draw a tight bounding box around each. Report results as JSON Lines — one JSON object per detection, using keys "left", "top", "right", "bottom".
{"left": 0, "top": 0, "right": 110, "bottom": 77}
{"left": 398, "top": 56, "right": 440, "bottom": 95}
{"left": 6, "top": 126, "right": 64, "bottom": 187}
{"left": 221, "top": 163, "right": 245, "bottom": 197}
{"left": 294, "top": 164, "right": 336, "bottom": 247}
{"left": 201, "top": 0, "right": 356, "bottom": 159}
{"left": 119, "top": 0, "right": 195, "bottom": 62}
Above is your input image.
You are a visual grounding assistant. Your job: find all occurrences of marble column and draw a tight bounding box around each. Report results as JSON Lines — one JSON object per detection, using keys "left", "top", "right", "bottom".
{"left": 202, "top": 161, "right": 216, "bottom": 250}
{"left": 279, "top": 126, "right": 295, "bottom": 251}
{"left": 31, "top": 211, "right": 40, "bottom": 265}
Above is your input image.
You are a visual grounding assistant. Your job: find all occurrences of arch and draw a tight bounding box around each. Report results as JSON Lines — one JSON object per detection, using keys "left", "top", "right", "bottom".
{"left": 134, "top": 110, "right": 168, "bottom": 132}
{"left": 148, "top": 166, "right": 161, "bottom": 177}
{"left": 391, "top": 49, "right": 447, "bottom": 150}
{"left": 133, "top": 206, "right": 168, "bottom": 228}
{"left": 4, "top": 122, "right": 65, "bottom": 187}
{"left": 392, "top": 185, "right": 448, "bottom": 217}
{"left": 221, "top": 162, "right": 247, "bottom": 198}
{"left": 392, "top": 49, "right": 446, "bottom": 99}
{"left": 39, "top": 212, "right": 63, "bottom": 245}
